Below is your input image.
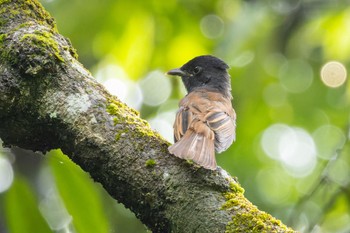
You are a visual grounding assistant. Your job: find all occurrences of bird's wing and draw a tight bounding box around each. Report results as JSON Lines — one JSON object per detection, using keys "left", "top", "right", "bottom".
{"left": 173, "top": 90, "right": 212, "bottom": 142}
{"left": 170, "top": 90, "right": 235, "bottom": 169}
{"left": 184, "top": 90, "right": 236, "bottom": 153}
{"left": 205, "top": 109, "right": 236, "bottom": 153}
{"left": 170, "top": 91, "right": 216, "bottom": 169}
{"left": 173, "top": 106, "right": 193, "bottom": 143}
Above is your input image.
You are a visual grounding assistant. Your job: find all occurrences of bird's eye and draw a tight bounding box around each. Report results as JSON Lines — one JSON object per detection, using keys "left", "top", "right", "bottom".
{"left": 193, "top": 66, "right": 202, "bottom": 75}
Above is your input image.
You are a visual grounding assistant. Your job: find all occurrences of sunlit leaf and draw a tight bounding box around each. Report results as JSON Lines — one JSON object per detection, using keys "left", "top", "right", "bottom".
{"left": 48, "top": 150, "right": 110, "bottom": 233}
{"left": 4, "top": 177, "right": 51, "bottom": 233}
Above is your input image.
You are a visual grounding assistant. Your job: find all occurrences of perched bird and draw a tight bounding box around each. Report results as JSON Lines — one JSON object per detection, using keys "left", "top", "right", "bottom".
{"left": 166, "top": 55, "right": 236, "bottom": 170}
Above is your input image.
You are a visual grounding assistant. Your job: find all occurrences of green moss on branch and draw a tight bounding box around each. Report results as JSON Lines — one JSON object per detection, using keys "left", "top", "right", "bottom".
{"left": 20, "top": 31, "right": 64, "bottom": 62}
{"left": 0, "top": 0, "right": 80, "bottom": 77}
{"left": 145, "top": 159, "right": 157, "bottom": 167}
{"left": 0, "top": 0, "right": 57, "bottom": 30}
{"left": 106, "top": 98, "right": 160, "bottom": 139}
{"left": 222, "top": 182, "right": 295, "bottom": 233}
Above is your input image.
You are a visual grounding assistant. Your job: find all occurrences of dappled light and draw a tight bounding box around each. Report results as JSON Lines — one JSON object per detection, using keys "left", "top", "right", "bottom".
{"left": 320, "top": 61, "right": 347, "bottom": 88}
{"left": 313, "top": 124, "right": 346, "bottom": 160}
{"left": 139, "top": 71, "right": 171, "bottom": 106}
{"left": 0, "top": 157, "right": 13, "bottom": 193}
{"left": 278, "top": 59, "right": 314, "bottom": 93}
{"left": 95, "top": 63, "right": 143, "bottom": 110}
{"left": 261, "top": 124, "right": 317, "bottom": 177}
{"left": 39, "top": 190, "right": 73, "bottom": 232}
{"left": 200, "top": 14, "right": 225, "bottom": 39}
{"left": 148, "top": 112, "right": 175, "bottom": 142}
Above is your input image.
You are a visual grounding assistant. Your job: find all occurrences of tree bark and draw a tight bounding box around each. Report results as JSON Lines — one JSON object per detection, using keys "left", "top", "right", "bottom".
{"left": 0, "top": 0, "right": 296, "bottom": 232}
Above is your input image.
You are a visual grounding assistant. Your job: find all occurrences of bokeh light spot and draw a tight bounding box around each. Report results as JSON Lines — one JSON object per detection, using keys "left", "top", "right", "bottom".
{"left": 103, "top": 79, "right": 127, "bottom": 101}
{"left": 0, "top": 157, "right": 14, "bottom": 193}
{"left": 279, "top": 59, "right": 313, "bottom": 93}
{"left": 200, "top": 14, "right": 224, "bottom": 39}
{"left": 328, "top": 158, "right": 349, "bottom": 186}
{"left": 139, "top": 71, "right": 171, "bottom": 106}
{"left": 320, "top": 61, "right": 347, "bottom": 88}
{"left": 95, "top": 64, "right": 143, "bottom": 110}
{"left": 279, "top": 127, "right": 317, "bottom": 177}
{"left": 312, "top": 125, "right": 346, "bottom": 160}
{"left": 261, "top": 124, "right": 317, "bottom": 177}
{"left": 148, "top": 112, "right": 175, "bottom": 142}
{"left": 261, "top": 124, "right": 290, "bottom": 160}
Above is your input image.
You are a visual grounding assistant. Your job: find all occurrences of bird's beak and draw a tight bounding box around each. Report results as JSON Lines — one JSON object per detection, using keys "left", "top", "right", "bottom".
{"left": 166, "top": 68, "right": 187, "bottom": 77}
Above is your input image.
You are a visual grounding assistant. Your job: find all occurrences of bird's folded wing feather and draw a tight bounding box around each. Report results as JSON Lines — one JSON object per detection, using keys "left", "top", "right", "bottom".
{"left": 206, "top": 110, "right": 236, "bottom": 153}
{"left": 170, "top": 90, "right": 235, "bottom": 169}
{"left": 173, "top": 106, "right": 193, "bottom": 142}
{"left": 173, "top": 90, "right": 236, "bottom": 152}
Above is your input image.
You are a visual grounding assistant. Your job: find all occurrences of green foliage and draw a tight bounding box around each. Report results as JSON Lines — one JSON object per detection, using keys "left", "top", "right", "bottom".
{"left": 48, "top": 150, "right": 110, "bottom": 233}
{"left": 4, "top": 177, "right": 51, "bottom": 233}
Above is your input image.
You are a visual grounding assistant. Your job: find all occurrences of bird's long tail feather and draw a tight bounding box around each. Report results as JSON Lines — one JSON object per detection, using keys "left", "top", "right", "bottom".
{"left": 168, "top": 129, "right": 216, "bottom": 170}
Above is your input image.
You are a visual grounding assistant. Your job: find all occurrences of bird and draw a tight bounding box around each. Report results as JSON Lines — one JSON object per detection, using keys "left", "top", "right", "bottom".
{"left": 166, "top": 55, "right": 236, "bottom": 170}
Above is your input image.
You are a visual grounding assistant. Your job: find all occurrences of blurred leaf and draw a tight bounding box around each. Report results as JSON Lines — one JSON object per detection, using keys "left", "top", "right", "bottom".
{"left": 320, "top": 193, "right": 350, "bottom": 232}
{"left": 48, "top": 150, "right": 110, "bottom": 233}
{"left": 289, "top": 8, "right": 350, "bottom": 61}
{"left": 113, "top": 11, "right": 155, "bottom": 80}
{"left": 4, "top": 176, "right": 51, "bottom": 233}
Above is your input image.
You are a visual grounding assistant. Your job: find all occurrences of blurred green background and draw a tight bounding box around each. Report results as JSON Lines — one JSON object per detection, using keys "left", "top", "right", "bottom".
{"left": 1, "top": 0, "right": 350, "bottom": 232}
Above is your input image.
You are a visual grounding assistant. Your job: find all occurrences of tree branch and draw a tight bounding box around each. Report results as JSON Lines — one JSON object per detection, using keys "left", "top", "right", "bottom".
{"left": 0, "top": 0, "right": 295, "bottom": 232}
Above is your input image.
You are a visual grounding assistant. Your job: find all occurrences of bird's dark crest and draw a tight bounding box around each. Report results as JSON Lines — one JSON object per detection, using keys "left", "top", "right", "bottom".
{"left": 182, "top": 55, "right": 229, "bottom": 71}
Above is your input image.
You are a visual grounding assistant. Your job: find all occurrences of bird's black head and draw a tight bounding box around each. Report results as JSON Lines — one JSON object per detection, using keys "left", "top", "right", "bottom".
{"left": 167, "top": 55, "right": 232, "bottom": 98}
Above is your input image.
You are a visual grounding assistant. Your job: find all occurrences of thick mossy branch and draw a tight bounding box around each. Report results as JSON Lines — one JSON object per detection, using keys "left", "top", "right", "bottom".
{"left": 0, "top": 0, "right": 296, "bottom": 232}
